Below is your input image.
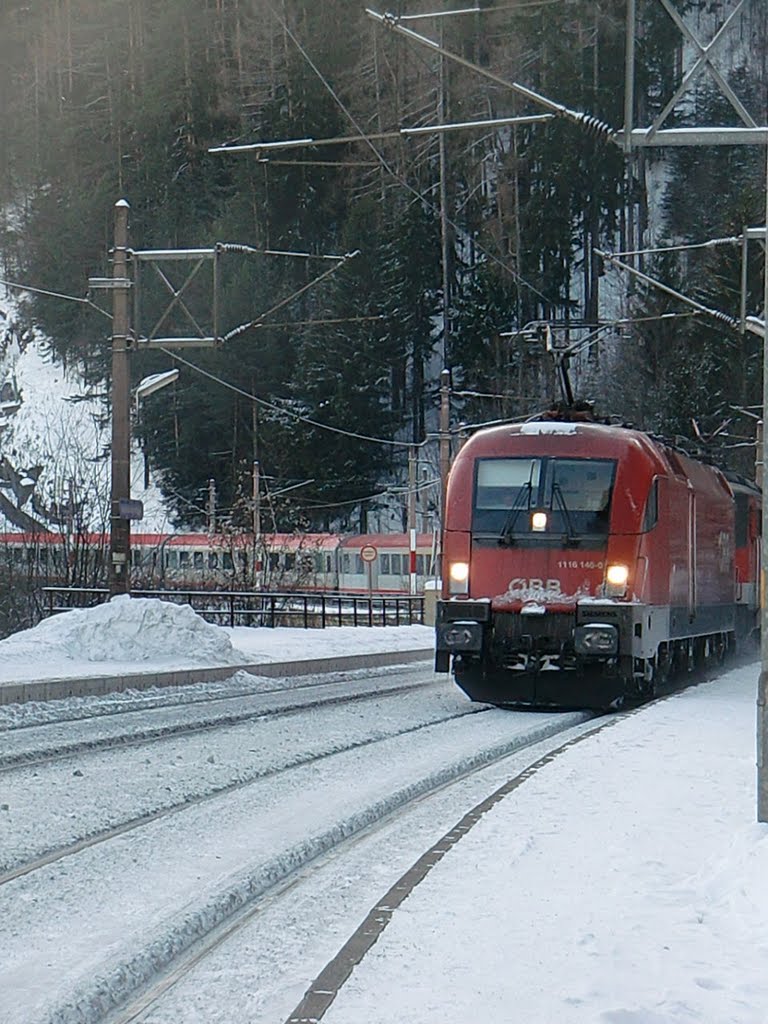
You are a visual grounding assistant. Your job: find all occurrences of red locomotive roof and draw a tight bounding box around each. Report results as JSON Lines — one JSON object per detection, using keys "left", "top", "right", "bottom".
{"left": 458, "top": 420, "right": 669, "bottom": 470}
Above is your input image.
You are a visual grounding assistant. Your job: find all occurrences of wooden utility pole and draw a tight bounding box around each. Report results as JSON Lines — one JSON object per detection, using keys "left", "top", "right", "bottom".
{"left": 109, "top": 200, "right": 132, "bottom": 596}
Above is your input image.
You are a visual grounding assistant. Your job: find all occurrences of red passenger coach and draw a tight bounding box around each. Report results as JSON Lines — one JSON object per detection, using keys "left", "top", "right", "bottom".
{"left": 435, "top": 419, "right": 760, "bottom": 709}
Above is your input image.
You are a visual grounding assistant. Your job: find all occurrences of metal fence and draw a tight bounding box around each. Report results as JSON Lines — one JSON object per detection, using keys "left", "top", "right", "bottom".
{"left": 42, "top": 587, "right": 425, "bottom": 629}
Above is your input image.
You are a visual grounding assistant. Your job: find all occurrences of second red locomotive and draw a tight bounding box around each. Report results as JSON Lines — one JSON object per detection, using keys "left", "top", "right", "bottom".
{"left": 435, "top": 418, "right": 760, "bottom": 708}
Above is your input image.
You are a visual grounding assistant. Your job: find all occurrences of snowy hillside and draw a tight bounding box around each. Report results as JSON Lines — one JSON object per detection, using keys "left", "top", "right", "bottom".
{"left": 0, "top": 285, "right": 173, "bottom": 533}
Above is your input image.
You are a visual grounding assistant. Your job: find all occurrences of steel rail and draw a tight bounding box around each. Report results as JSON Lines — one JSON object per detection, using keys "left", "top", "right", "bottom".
{"left": 0, "top": 693, "right": 489, "bottom": 887}
{"left": 0, "top": 673, "right": 442, "bottom": 772}
{"left": 93, "top": 711, "right": 596, "bottom": 1024}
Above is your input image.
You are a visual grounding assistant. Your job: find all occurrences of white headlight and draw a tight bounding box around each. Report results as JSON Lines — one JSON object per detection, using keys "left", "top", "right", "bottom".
{"left": 531, "top": 511, "right": 547, "bottom": 531}
{"left": 605, "top": 564, "right": 629, "bottom": 587}
{"left": 449, "top": 561, "right": 469, "bottom": 583}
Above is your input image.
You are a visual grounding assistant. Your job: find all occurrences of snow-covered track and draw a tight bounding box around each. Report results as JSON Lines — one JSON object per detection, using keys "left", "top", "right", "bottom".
{"left": 78, "top": 673, "right": 737, "bottom": 1024}
{"left": 1, "top": 693, "right": 591, "bottom": 1024}
{"left": 0, "top": 696, "right": 489, "bottom": 887}
{"left": 0, "top": 670, "right": 446, "bottom": 771}
{"left": 114, "top": 716, "right": 607, "bottom": 1024}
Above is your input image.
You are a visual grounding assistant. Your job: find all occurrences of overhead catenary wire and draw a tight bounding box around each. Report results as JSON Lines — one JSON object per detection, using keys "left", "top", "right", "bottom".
{"left": 611, "top": 236, "right": 743, "bottom": 258}
{"left": 367, "top": 9, "right": 617, "bottom": 143}
{"left": 0, "top": 274, "right": 382, "bottom": 332}
{"left": 222, "top": 250, "right": 361, "bottom": 341}
{"left": 159, "top": 346, "right": 414, "bottom": 449}
{"left": 0, "top": 276, "right": 112, "bottom": 319}
{"left": 255, "top": 2, "right": 557, "bottom": 309}
{"left": 397, "top": 1, "right": 561, "bottom": 18}
{"left": 1, "top": 266, "right": 411, "bottom": 450}
{"left": 595, "top": 248, "right": 748, "bottom": 333}
{"left": 297, "top": 475, "right": 440, "bottom": 512}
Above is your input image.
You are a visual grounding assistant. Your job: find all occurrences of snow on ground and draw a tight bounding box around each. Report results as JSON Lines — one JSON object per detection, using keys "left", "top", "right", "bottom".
{"left": 0, "top": 598, "right": 766, "bottom": 1023}
{"left": 226, "top": 621, "right": 433, "bottom": 662}
{"left": 323, "top": 665, "right": 768, "bottom": 1024}
{"left": 0, "top": 595, "right": 434, "bottom": 682}
{"left": 0, "top": 595, "right": 247, "bottom": 672}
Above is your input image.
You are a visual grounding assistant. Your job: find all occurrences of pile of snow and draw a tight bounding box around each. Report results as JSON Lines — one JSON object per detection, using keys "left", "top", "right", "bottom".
{"left": 0, "top": 595, "right": 247, "bottom": 666}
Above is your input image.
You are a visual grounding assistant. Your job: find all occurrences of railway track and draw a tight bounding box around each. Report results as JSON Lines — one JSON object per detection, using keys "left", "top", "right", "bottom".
{"left": 0, "top": 671, "right": 594, "bottom": 1024}
{"left": 119, "top": 678, "right": 710, "bottom": 1024}
{"left": 0, "top": 667, "right": 443, "bottom": 770}
{"left": 0, "top": 693, "right": 489, "bottom": 886}
{"left": 0, "top": 661, "right": 427, "bottom": 732}
{"left": 112, "top": 712, "right": 608, "bottom": 1024}
{"left": 3, "top": 662, "right": 738, "bottom": 1024}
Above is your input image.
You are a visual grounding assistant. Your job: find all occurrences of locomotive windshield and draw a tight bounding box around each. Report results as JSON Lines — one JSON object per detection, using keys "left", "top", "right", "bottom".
{"left": 473, "top": 456, "right": 616, "bottom": 545}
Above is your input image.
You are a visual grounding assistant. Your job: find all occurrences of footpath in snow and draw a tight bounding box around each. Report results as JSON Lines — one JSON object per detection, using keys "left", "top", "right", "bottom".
{"left": 320, "top": 663, "right": 768, "bottom": 1024}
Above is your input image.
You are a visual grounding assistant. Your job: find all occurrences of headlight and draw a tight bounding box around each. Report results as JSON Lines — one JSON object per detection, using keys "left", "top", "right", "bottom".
{"left": 449, "top": 560, "right": 469, "bottom": 594}
{"left": 605, "top": 563, "right": 629, "bottom": 597}
{"left": 449, "top": 561, "right": 469, "bottom": 583}
{"left": 606, "top": 564, "right": 629, "bottom": 587}
{"left": 531, "top": 510, "right": 547, "bottom": 532}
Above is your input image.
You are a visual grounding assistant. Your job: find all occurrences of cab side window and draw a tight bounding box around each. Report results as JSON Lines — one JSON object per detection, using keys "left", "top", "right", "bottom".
{"left": 642, "top": 479, "right": 658, "bottom": 532}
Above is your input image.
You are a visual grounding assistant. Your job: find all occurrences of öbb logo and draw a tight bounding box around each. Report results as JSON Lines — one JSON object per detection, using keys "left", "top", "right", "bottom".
{"left": 507, "top": 578, "right": 562, "bottom": 594}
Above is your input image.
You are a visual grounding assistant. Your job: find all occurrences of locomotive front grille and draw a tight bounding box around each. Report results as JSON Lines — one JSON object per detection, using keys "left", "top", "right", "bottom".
{"left": 492, "top": 610, "right": 575, "bottom": 657}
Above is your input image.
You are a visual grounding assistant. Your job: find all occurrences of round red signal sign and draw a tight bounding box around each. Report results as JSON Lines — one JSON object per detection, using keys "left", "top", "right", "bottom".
{"left": 360, "top": 545, "right": 377, "bottom": 563}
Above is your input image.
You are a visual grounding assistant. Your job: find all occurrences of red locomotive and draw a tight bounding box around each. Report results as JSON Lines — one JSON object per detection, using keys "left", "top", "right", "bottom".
{"left": 435, "top": 418, "right": 760, "bottom": 708}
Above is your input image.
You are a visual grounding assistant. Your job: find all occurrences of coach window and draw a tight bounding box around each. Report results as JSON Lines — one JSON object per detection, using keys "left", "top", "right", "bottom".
{"left": 642, "top": 479, "right": 659, "bottom": 532}
{"left": 355, "top": 555, "right": 366, "bottom": 574}
{"left": 380, "top": 553, "right": 391, "bottom": 574}
{"left": 223, "top": 552, "right": 234, "bottom": 571}
{"left": 208, "top": 553, "right": 219, "bottom": 570}
{"left": 178, "top": 550, "right": 190, "bottom": 568}
{"left": 193, "top": 552, "right": 204, "bottom": 570}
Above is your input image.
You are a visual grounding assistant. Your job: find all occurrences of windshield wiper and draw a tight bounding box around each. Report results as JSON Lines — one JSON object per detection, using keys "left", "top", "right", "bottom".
{"left": 552, "top": 482, "right": 580, "bottom": 547}
{"left": 498, "top": 481, "right": 532, "bottom": 546}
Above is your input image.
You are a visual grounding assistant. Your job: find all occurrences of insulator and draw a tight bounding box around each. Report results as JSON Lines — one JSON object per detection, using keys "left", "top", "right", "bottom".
{"left": 570, "top": 112, "right": 616, "bottom": 143}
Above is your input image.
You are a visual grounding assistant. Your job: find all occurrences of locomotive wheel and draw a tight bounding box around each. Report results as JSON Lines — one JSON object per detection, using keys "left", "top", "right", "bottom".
{"left": 641, "top": 657, "right": 657, "bottom": 699}
{"left": 654, "top": 644, "right": 672, "bottom": 687}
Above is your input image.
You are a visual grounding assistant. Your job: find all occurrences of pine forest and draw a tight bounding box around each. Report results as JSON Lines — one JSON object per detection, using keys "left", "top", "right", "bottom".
{"left": 1, "top": 0, "right": 767, "bottom": 535}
